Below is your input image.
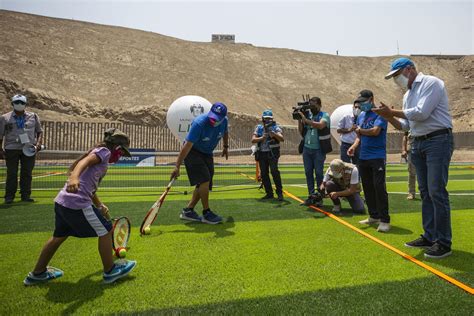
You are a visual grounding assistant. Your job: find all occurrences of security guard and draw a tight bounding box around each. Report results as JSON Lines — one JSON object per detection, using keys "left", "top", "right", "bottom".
{"left": 0, "top": 94, "right": 43, "bottom": 203}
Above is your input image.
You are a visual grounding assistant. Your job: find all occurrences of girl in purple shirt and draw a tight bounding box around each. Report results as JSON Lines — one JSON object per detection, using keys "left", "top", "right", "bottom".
{"left": 24, "top": 128, "right": 137, "bottom": 285}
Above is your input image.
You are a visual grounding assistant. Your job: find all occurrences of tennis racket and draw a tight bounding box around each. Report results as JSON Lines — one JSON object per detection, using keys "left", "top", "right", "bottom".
{"left": 112, "top": 216, "right": 131, "bottom": 252}
{"left": 139, "top": 177, "right": 176, "bottom": 235}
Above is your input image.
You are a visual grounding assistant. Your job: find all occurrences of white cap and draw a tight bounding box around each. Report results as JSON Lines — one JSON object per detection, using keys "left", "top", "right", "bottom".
{"left": 12, "top": 94, "right": 27, "bottom": 104}
{"left": 328, "top": 159, "right": 345, "bottom": 178}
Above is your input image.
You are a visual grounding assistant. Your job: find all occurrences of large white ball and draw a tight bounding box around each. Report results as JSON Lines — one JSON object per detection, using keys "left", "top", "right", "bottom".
{"left": 166, "top": 96, "right": 212, "bottom": 142}
{"left": 330, "top": 104, "right": 354, "bottom": 145}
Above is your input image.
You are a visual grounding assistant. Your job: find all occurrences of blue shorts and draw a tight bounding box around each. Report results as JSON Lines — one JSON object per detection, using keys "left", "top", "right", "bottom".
{"left": 53, "top": 202, "right": 112, "bottom": 238}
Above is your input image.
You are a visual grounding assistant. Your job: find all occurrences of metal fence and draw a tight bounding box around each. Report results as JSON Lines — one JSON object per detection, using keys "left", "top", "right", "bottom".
{"left": 39, "top": 121, "right": 474, "bottom": 154}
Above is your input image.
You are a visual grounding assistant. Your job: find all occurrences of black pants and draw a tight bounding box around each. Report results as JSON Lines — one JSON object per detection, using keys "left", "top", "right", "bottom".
{"left": 258, "top": 151, "right": 282, "bottom": 196}
{"left": 4, "top": 149, "right": 36, "bottom": 200}
{"left": 358, "top": 158, "right": 390, "bottom": 223}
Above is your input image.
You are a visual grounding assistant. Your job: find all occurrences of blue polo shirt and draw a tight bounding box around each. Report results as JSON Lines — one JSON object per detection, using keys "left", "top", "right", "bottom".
{"left": 185, "top": 114, "right": 228, "bottom": 155}
{"left": 357, "top": 111, "right": 387, "bottom": 160}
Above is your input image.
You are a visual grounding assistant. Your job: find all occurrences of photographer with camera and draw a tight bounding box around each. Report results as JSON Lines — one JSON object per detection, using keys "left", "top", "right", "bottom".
{"left": 252, "top": 109, "right": 284, "bottom": 201}
{"left": 320, "top": 159, "right": 365, "bottom": 214}
{"left": 296, "top": 97, "right": 331, "bottom": 207}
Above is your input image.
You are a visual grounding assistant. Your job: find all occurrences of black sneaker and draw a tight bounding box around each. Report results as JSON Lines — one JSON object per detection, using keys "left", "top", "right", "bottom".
{"left": 4, "top": 198, "right": 13, "bottom": 204}
{"left": 21, "top": 197, "right": 35, "bottom": 202}
{"left": 404, "top": 235, "right": 434, "bottom": 249}
{"left": 277, "top": 194, "right": 284, "bottom": 201}
{"left": 300, "top": 198, "right": 312, "bottom": 206}
{"left": 260, "top": 194, "right": 274, "bottom": 200}
{"left": 424, "top": 243, "right": 452, "bottom": 259}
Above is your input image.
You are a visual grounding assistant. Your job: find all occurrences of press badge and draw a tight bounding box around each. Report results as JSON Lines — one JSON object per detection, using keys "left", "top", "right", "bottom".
{"left": 19, "top": 133, "right": 29, "bottom": 144}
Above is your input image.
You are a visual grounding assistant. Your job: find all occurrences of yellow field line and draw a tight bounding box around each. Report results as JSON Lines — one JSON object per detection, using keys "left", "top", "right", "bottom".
{"left": 240, "top": 171, "right": 474, "bottom": 295}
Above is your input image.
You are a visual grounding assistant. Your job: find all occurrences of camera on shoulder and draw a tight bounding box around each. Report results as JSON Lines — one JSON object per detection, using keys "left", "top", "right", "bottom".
{"left": 292, "top": 94, "right": 312, "bottom": 120}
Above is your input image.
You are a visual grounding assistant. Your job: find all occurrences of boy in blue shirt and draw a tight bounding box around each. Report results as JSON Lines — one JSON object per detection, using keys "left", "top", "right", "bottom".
{"left": 348, "top": 90, "right": 390, "bottom": 232}
{"left": 170, "top": 102, "right": 229, "bottom": 224}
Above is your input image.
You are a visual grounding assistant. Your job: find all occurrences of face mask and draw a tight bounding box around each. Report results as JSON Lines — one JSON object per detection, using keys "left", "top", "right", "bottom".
{"left": 360, "top": 102, "right": 373, "bottom": 112}
{"left": 353, "top": 108, "right": 361, "bottom": 117}
{"left": 13, "top": 103, "right": 26, "bottom": 112}
{"left": 209, "top": 117, "right": 223, "bottom": 127}
{"left": 108, "top": 146, "right": 123, "bottom": 163}
{"left": 394, "top": 73, "right": 409, "bottom": 90}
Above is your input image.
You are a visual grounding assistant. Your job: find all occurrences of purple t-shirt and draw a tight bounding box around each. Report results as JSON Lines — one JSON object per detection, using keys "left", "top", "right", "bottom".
{"left": 55, "top": 147, "right": 110, "bottom": 209}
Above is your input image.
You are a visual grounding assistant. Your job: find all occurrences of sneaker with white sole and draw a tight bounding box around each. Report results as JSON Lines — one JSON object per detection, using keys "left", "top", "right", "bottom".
{"left": 103, "top": 260, "right": 137, "bottom": 284}
{"left": 359, "top": 217, "right": 380, "bottom": 225}
{"left": 377, "top": 222, "right": 391, "bottom": 232}
{"left": 180, "top": 208, "right": 202, "bottom": 222}
{"left": 405, "top": 235, "right": 434, "bottom": 248}
{"left": 202, "top": 209, "right": 223, "bottom": 224}
{"left": 24, "top": 266, "right": 64, "bottom": 286}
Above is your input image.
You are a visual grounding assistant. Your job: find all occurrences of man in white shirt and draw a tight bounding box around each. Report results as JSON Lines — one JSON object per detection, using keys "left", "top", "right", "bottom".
{"left": 375, "top": 57, "right": 454, "bottom": 259}
{"left": 320, "top": 159, "right": 365, "bottom": 214}
{"left": 337, "top": 103, "right": 360, "bottom": 165}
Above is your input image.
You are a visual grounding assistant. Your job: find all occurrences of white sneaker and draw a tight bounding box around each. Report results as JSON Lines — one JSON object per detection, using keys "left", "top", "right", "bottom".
{"left": 359, "top": 217, "right": 380, "bottom": 225}
{"left": 377, "top": 222, "right": 391, "bottom": 232}
{"left": 331, "top": 205, "right": 341, "bottom": 213}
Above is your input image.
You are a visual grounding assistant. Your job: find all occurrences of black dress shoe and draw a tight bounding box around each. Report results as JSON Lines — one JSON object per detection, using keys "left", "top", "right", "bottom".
{"left": 21, "top": 197, "right": 35, "bottom": 202}
{"left": 4, "top": 198, "right": 13, "bottom": 204}
{"left": 260, "top": 194, "right": 274, "bottom": 200}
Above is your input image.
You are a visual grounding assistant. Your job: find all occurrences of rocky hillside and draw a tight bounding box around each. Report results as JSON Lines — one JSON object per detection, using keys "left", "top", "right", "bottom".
{"left": 1, "top": 10, "right": 472, "bottom": 130}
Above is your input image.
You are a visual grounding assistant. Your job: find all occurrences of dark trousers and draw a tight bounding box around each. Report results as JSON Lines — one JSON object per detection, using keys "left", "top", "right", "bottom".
{"left": 4, "top": 149, "right": 36, "bottom": 200}
{"left": 358, "top": 158, "right": 390, "bottom": 223}
{"left": 325, "top": 180, "right": 365, "bottom": 213}
{"left": 340, "top": 141, "right": 359, "bottom": 165}
{"left": 258, "top": 151, "right": 282, "bottom": 196}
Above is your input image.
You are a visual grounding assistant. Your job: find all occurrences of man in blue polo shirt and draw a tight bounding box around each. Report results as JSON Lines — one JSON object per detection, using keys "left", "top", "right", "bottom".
{"left": 375, "top": 57, "right": 454, "bottom": 259}
{"left": 348, "top": 90, "right": 390, "bottom": 232}
{"left": 170, "top": 102, "right": 229, "bottom": 224}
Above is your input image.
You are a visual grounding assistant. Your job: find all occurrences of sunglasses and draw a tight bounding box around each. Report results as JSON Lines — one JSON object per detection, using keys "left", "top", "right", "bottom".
{"left": 12, "top": 100, "right": 26, "bottom": 105}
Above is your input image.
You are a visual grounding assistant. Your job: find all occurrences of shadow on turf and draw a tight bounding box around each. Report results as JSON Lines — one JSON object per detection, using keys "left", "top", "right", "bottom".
{"left": 44, "top": 271, "right": 136, "bottom": 315}
{"left": 119, "top": 273, "right": 473, "bottom": 314}
{"left": 167, "top": 216, "right": 236, "bottom": 238}
{"left": 413, "top": 249, "right": 474, "bottom": 273}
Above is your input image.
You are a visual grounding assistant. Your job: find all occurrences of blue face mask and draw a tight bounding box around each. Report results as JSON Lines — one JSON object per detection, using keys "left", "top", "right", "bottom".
{"left": 360, "top": 102, "right": 373, "bottom": 112}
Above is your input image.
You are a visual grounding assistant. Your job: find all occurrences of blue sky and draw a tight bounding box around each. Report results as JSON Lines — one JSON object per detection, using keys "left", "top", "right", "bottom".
{"left": 2, "top": 0, "right": 472, "bottom": 56}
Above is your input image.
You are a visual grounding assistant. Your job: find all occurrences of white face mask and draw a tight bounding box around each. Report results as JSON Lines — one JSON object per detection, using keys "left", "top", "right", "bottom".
{"left": 394, "top": 74, "right": 409, "bottom": 90}
{"left": 13, "top": 103, "right": 26, "bottom": 112}
{"left": 353, "top": 108, "right": 361, "bottom": 117}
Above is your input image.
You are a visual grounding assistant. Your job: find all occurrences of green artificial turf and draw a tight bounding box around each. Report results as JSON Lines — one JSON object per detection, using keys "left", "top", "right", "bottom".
{"left": 0, "top": 165, "right": 473, "bottom": 314}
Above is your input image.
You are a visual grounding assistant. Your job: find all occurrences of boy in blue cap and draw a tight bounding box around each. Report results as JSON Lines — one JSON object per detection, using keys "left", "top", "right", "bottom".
{"left": 374, "top": 57, "right": 454, "bottom": 259}
{"left": 252, "top": 109, "right": 284, "bottom": 201}
{"left": 171, "top": 102, "right": 229, "bottom": 224}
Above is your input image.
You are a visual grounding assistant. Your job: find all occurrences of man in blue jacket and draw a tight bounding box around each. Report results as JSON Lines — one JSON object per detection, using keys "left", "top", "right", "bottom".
{"left": 171, "top": 102, "right": 229, "bottom": 224}
{"left": 348, "top": 90, "right": 390, "bottom": 232}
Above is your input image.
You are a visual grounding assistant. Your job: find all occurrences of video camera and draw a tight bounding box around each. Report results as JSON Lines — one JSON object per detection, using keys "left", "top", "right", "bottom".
{"left": 292, "top": 94, "right": 312, "bottom": 120}
{"left": 263, "top": 120, "right": 276, "bottom": 133}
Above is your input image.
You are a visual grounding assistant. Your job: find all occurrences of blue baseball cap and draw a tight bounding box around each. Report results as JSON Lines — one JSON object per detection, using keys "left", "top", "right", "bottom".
{"left": 385, "top": 57, "right": 414, "bottom": 79}
{"left": 208, "top": 102, "right": 227, "bottom": 122}
{"left": 262, "top": 109, "right": 273, "bottom": 118}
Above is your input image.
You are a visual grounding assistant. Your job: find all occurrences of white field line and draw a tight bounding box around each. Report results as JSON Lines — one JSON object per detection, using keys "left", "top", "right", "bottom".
{"left": 0, "top": 171, "right": 66, "bottom": 185}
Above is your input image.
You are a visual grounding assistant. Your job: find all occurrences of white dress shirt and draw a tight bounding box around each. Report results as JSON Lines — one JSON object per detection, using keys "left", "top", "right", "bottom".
{"left": 337, "top": 114, "right": 357, "bottom": 144}
{"left": 399, "top": 72, "right": 453, "bottom": 137}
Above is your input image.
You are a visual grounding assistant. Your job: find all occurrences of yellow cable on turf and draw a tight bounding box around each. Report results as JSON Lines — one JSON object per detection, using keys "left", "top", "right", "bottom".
{"left": 239, "top": 171, "right": 473, "bottom": 295}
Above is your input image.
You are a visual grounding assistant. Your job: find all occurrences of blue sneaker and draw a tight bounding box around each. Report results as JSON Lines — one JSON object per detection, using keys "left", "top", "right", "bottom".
{"left": 103, "top": 260, "right": 137, "bottom": 284}
{"left": 202, "top": 209, "right": 222, "bottom": 224}
{"left": 180, "top": 208, "right": 202, "bottom": 222}
{"left": 24, "top": 266, "right": 64, "bottom": 286}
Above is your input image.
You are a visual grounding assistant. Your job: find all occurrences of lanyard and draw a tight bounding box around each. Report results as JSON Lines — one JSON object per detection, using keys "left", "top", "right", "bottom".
{"left": 14, "top": 115, "right": 25, "bottom": 129}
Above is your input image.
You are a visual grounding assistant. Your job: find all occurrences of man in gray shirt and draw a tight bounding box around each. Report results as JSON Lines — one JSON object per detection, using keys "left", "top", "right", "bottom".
{"left": 374, "top": 58, "right": 453, "bottom": 259}
{"left": 0, "top": 94, "right": 43, "bottom": 204}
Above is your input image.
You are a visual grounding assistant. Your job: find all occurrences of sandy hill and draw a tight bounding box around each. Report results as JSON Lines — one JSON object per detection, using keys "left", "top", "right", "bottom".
{"left": 0, "top": 10, "right": 473, "bottom": 131}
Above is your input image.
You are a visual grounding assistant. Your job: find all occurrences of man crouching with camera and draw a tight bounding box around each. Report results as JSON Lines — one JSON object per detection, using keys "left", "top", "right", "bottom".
{"left": 320, "top": 159, "right": 365, "bottom": 214}
{"left": 252, "top": 109, "right": 284, "bottom": 201}
{"left": 297, "top": 97, "right": 331, "bottom": 207}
